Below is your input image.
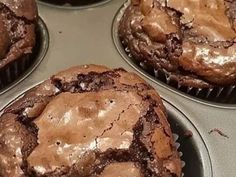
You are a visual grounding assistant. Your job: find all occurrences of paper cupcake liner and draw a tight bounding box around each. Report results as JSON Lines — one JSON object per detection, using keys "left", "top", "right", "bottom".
{"left": 173, "top": 133, "right": 185, "bottom": 177}
{"left": 124, "top": 46, "right": 236, "bottom": 104}
{"left": 152, "top": 65, "right": 236, "bottom": 104}
{"left": 0, "top": 55, "right": 31, "bottom": 90}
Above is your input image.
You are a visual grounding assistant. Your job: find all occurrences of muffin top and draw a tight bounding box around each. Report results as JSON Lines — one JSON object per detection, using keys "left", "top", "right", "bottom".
{"left": 0, "top": 0, "right": 37, "bottom": 69}
{"left": 0, "top": 65, "right": 181, "bottom": 177}
{"left": 119, "top": 0, "right": 236, "bottom": 87}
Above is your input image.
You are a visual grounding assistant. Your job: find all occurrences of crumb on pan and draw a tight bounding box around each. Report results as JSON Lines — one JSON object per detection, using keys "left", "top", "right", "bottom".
{"left": 208, "top": 128, "right": 229, "bottom": 139}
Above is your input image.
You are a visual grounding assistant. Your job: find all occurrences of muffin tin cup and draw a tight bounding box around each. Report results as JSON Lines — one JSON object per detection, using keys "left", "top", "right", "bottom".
{"left": 0, "top": 17, "right": 49, "bottom": 95}
{"left": 164, "top": 100, "right": 212, "bottom": 177}
{"left": 0, "top": 88, "right": 211, "bottom": 177}
{"left": 173, "top": 133, "right": 185, "bottom": 177}
{"left": 112, "top": 1, "right": 236, "bottom": 106}
{"left": 37, "top": 0, "right": 112, "bottom": 9}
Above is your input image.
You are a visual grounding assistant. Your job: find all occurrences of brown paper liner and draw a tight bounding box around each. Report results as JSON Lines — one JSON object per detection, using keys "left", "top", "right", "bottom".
{"left": 173, "top": 133, "right": 185, "bottom": 177}
{"left": 123, "top": 45, "right": 236, "bottom": 104}
{"left": 0, "top": 55, "right": 31, "bottom": 90}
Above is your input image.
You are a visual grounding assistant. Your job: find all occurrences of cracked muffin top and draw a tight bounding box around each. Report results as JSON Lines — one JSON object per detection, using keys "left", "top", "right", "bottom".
{"left": 119, "top": 0, "right": 236, "bottom": 88}
{"left": 0, "top": 0, "right": 37, "bottom": 69}
{"left": 0, "top": 65, "right": 181, "bottom": 177}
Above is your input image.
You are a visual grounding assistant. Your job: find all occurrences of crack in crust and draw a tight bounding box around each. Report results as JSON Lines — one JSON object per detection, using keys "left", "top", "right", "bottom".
{"left": 119, "top": 0, "right": 236, "bottom": 87}
{"left": 0, "top": 64, "right": 181, "bottom": 177}
{"left": 97, "top": 103, "right": 139, "bottom": 138}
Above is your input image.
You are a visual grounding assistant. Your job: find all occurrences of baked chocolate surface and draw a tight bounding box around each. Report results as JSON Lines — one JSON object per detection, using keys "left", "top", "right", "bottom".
{"left": 0, "top": 65, "right": 181, "bottom": 177}
{"left": 40, "top": 0, "right": 106, "bottom": 6}
{"left": 119, "top": 0, "right": 236, "bottom": 88}
{"left": 0, "top": 0, "right": 37, "bottom": 69}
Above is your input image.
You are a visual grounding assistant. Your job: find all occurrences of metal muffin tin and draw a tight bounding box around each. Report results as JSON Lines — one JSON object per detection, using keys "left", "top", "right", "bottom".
{"left": 0, "top": 0, "right": 235, "bottom": 176}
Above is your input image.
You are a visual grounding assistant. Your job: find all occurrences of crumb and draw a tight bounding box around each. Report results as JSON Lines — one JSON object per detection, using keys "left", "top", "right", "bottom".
{"left": 208, "top": 128, "right": 229, "bottom": 139}
{"left": 59, "top": 31, "right": 62, "bottom": 34}
{"left": 184, "top": 130, "right": 193, "bottom": 138}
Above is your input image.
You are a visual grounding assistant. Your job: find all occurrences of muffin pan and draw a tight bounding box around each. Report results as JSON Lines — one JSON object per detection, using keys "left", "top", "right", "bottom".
{"left": 0, "top": 0, "right": 235, "bottom": 176}
{"left": 0, "top": 17, "right": 49, "bottom": 95}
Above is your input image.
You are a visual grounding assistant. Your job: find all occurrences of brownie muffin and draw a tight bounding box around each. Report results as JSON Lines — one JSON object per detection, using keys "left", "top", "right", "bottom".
{"left": 0, "top": 0, "right": 38, "bottom": 89}
{"left": 0, "top": 65, "right": 182, "bottom": 177}
{"left": 39, "top": 0, "right": 106, "bottom": 6}
{"left": 119, "top": 0, "right": 236, "bottom": 88}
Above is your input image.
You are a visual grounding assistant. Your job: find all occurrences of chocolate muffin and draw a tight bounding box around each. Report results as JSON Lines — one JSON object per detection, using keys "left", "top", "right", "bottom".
{"left": 0, "top": 0, "right": 38, "bottom": 89}
{"left": 0, "top": 65, "right": 182, "bottom": 177}
{"left": 39, "top": 0, "right": 106, "bottom": 6}
{"left": 119, "top": 0, "right": 236, "bottom": 88}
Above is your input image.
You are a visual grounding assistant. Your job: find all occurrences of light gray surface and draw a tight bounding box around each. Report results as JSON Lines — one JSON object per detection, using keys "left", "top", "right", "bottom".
{"left": 0, "top": 0, "right": 236, "bottom": 176}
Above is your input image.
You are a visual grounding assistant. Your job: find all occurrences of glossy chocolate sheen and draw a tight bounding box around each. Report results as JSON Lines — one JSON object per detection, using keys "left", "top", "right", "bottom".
{"left": 0, "top": 65, "right": 181, "bottom": 177}
{"left": 119, "top": 0, "right": 236, "bottom": 87}
{"left": 0, "top": 0, "right": 37, "bottom": 69}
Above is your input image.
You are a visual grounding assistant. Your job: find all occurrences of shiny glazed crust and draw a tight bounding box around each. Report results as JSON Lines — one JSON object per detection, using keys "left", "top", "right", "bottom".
{"left": 0, "top": 64, "right": 181, "bottom": 177}
{"left": 119, "top": 0, "right": 236, "bottom": 88}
